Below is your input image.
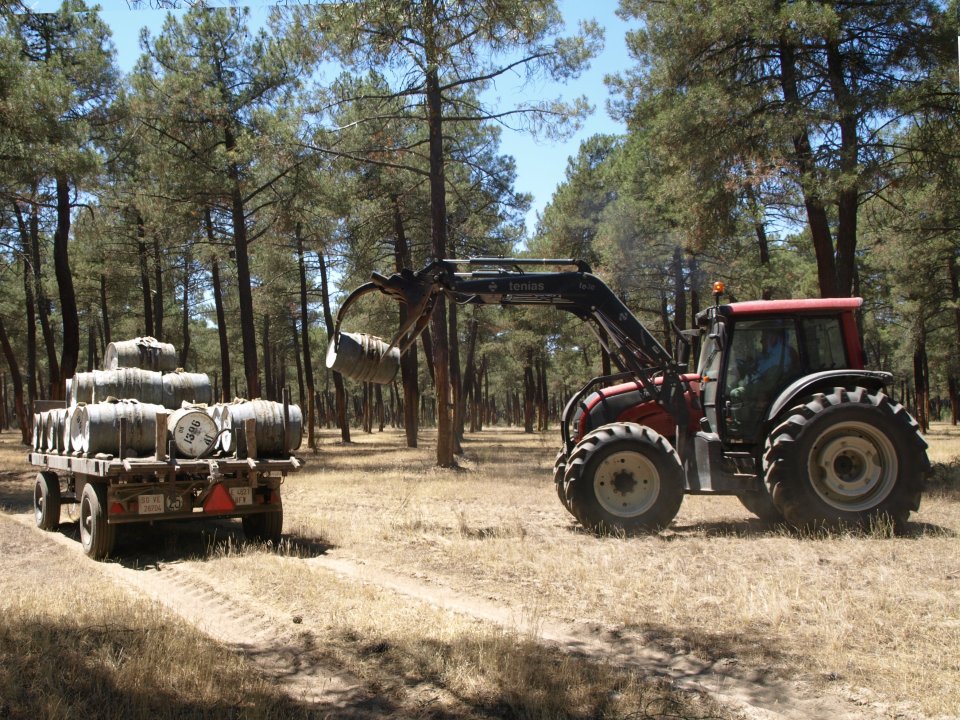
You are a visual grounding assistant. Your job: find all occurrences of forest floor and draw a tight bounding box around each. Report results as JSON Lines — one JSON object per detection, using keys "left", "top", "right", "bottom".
{"left": 0, "top": 424, "right": 958, "bottom": 719}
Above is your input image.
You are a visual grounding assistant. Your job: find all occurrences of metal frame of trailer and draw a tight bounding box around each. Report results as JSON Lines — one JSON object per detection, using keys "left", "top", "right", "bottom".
{"left": 29, "top": 408, "right": 303, "bottom": 560}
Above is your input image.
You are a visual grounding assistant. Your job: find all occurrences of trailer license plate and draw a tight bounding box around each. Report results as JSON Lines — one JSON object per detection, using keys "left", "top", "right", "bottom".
{"left": 229, "top": 487, "right": 252, "bottom": 506}
{"left": 139, "top": 494, "right": 164, "bottom": 515}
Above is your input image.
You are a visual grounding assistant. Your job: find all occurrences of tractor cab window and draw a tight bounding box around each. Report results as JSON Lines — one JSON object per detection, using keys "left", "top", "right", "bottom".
{"left": 801, "top": 317, "right": 847, "bottom": 370}
{"left": 723, "top": 318, "right": 801, "bottom": 442}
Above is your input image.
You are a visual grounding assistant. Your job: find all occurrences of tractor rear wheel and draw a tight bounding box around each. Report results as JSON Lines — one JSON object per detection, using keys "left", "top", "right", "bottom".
{"left": 564, "top": 423, "right": 683, "bottom": 533}
{"left": 764, "top": 387, "right": 927, "bottom": 531}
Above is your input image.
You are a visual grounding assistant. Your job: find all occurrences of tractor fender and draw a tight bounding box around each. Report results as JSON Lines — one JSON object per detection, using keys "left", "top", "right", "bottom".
{"left": 765, "top": 369, "right": 893, "bottom": 426}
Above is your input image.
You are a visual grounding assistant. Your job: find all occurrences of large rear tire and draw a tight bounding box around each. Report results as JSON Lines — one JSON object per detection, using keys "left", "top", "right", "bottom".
{"left": 79, "top": 482, "right": 116, "bottom": 560}
{"left": 34, "top": 471, "right": 61, "bottom": 531}
{"left": 564, "top": 423, "right": 683, "bottom": 533}
{"left": 764, "top": 387, "right": 927, "bottom": 531}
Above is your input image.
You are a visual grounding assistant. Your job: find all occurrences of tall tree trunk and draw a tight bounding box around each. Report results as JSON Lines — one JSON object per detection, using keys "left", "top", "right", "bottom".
{"left": 20, "top": 229, "right": 38, "bottom": 408}
{"left": 672, "top": 246, "right": 686, "bottom": 331}
{"left": 459, "top": 315, "right": 479, "bottom": 438}
{"left": 224, "top": 126, "right": 259, "bottom": 398}
{"left": 136, "top": 211, "right": 154, "bottom": 337}
{"left": 318, "top": 253, "right": 349, "bottom": 442}
{"left": 523, "top": 348, "right": 535, "bottom": 433}
{"left": 392, "top": 198, "right": 419, "bottom": 447}
{"left": 153, "top": 232, "right": 164, "bottom": 339}
{"left": 17, "top": 201, "right": 59, "bottom": 395}
{"left": 290, "top": 314, "right": 305, "bottom": 408}
{"left": 99, "top": 272, "right": 111, "bottom": 349}
{"left": 948, "top": 253, "right": 960, "bottom": 425}
{"left": 180, "top": 251, "right": 191, "bottom": 368}
{"left": 449, "top": 299, "right": 463, "bottom": 453}
{"left": 425, "top": 16, "right": 454, "bottom": 467}
{"left": 825, "top": 40, "right": 859, "bottom": 298}
{"left": 262, "top": 314, "right": 273, "bottom": 401}
{"left": 54, "top": 173, "right": 78, "bottom": 396}
{"left": 0, "top": 314, "right": 30, "bottom": 444}
{"left": 778, "top": 38, "right": 839, "bottom": 298}
{"left": 297, "top": 226, "right": 316, "bottom": 449}
{"left": 914, "top": 318, "right": 929, "bottom": 433}
{"left": 206, "top": 210, "right": 231, "bottom": 402}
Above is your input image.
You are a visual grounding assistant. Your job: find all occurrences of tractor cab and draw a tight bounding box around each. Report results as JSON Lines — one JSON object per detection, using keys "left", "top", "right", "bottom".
{"left": 696, "top": 297, "right": 865, "bottom": 448}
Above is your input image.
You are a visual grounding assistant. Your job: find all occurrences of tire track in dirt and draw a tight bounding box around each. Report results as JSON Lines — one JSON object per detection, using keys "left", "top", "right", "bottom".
{"left": 305, "top": 554, "right": 917, "bottom": 720}
{"left": 8, "top": 512, "right": 921, "bottom": 720}
{"left": 7, "top": 513, "right": 364, "bottom": 710}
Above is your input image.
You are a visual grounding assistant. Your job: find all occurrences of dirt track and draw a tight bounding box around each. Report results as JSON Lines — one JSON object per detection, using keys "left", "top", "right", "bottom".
{"left": 0, "top": 497, "right": 929, "bottom": 720}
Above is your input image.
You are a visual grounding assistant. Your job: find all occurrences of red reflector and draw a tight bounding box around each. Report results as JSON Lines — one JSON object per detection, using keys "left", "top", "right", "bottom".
{"left": 203, "top": 483, "right": 236, "bottom": 513}
{"left": 269, "top": 490, "right": 280, "bottom": 505}
{"left": 110, "top": 502, "right": 126, "bottom": 515}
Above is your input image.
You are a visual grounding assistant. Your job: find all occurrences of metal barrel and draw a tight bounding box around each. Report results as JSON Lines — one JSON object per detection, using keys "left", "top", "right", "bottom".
{"left": 104, "top": 337, "right": 179, "bottom": 372}
{"left": 69, "top": 405, "right": 87, "bottom": 454}
{"left": 41, "top": 412, "right": 53, "bottom": 452}
{"left": 220, "top": 399, "right": 303, "bottom": 456}
{"left": 71, "top": 368, "right": 164, "bottom": 406}
{"left": 325, "top": 331, "right": 400, "bottom": 385}
{"left": 78, "top": 400, "right": 167, "bottom": 456}
{"left": 32, "top": 413, "right": 43, "bottom": 451}
{"left": 45, "top": 408, "right": 67, "bottom": 454}
{"left": 168, "top": 406, "right": 218, "bottom": 458}
{"left": 162, "top": 371, "right": 213, "bottom": 408}
{"left": 62, "top": 406, "right": 75, "bottom": 455}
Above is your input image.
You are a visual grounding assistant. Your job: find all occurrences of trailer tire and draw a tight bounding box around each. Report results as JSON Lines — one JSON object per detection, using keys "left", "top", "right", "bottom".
{"left": 764, "top": 387, "right": 927, "bottom": 531}
{"left": 80, "top": 482, "right": 115, "bottom": 560}
{"left": 564, "top": 423, "right": 683, "bottom": 534}
{"left": 34, "top": 471, "right": 61, "bottom": 531}
{"left": 242, "top": 509, "right": 283, "bottom": 545}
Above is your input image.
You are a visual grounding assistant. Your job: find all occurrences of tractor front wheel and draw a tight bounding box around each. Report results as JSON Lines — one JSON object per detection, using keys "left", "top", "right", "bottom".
{"left": 564, "top": 423, "right": 683, "bottom": 533}
{"left": 764, "top": 387, "right": 927, "bottom": 531}
{"left": 553, "top": 448, "right": 572, "bottom": 513}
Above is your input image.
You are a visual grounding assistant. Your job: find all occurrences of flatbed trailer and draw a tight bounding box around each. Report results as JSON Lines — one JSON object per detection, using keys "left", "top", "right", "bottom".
{"left": 29, "top": 411, "right": 302, "bottom": 560}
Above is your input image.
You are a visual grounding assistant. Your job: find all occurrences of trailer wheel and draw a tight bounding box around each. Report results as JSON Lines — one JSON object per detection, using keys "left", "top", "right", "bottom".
{"left": 34, "top": 471, "right": 61, "bottom": 531}
{"left": 553, "top": 448, "right": 571, "bottom": 512}
{"left": 242, "top": 508, "right": 283, "bottom": 545}
{"left": 764, "top": 387, "right": 928, "bottom": 531}
{"left": 564, "top": 423, "right": 683, "bottom": 533}
{"left": 79, "top": 482, "right": 116, "bottom": 560}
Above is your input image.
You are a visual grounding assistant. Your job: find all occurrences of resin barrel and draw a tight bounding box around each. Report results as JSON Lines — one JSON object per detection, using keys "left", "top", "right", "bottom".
{"left": 219, "top": 399, "right": 302, "bottom": 456}
{"left": 105, "top": 337, "right": 179, "bottom": 372}
{"left": 326, "top": 331, "right": 400, "bottom": 385}
{"left": 168, "top": 406, "right": 218, "bottom": 458}
{"left": 73, "top": 400, "right": 167, "bottom": 456}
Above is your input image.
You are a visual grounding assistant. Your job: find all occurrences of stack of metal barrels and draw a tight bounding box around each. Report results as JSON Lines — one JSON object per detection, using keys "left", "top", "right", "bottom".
{"left": 32, "top": 337, "right": 302, "bottom": 459}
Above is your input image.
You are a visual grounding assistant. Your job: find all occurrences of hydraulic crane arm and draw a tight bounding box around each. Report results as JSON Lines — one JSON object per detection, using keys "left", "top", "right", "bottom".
{"left": 335, "top": 257, "right": 690, "bottom": 425}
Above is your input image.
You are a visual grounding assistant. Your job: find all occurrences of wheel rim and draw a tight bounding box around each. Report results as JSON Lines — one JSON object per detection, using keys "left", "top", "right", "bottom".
{"left": 593, "top": 450, "right": 660, "bottom": 518}
{"left": 807, "top": 420, "right": 898, "bottom": 511}
{"left": 33, "top": 482, "right": 44, "bottom": 523}
{"left": 80, "top": 493, "right": 93, "bottom": 548}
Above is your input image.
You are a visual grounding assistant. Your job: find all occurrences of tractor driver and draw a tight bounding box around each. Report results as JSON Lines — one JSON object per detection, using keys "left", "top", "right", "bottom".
{"left": 727, "top": 323, "right": 800, "bottom": 438}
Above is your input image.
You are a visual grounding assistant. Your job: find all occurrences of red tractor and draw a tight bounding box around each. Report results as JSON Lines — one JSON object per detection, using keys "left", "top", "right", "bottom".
{"left": 333, "top": 258, "right": 928, "bottom": 532}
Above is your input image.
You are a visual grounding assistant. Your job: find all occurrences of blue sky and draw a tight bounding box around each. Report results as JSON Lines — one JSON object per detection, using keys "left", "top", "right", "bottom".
{"left": 26, "top": 0, "right": 635, "bottom": 235}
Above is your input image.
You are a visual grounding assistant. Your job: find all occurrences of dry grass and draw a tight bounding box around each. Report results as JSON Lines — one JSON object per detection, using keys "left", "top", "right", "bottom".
{"left": 275, "top": 424, "right": 960, "bottom": 717}
{"left": 1, "top": 419, "right": 959, "bottom": 718}
{"left": 0, "top": 514, "right": 315, "bottom": 719}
